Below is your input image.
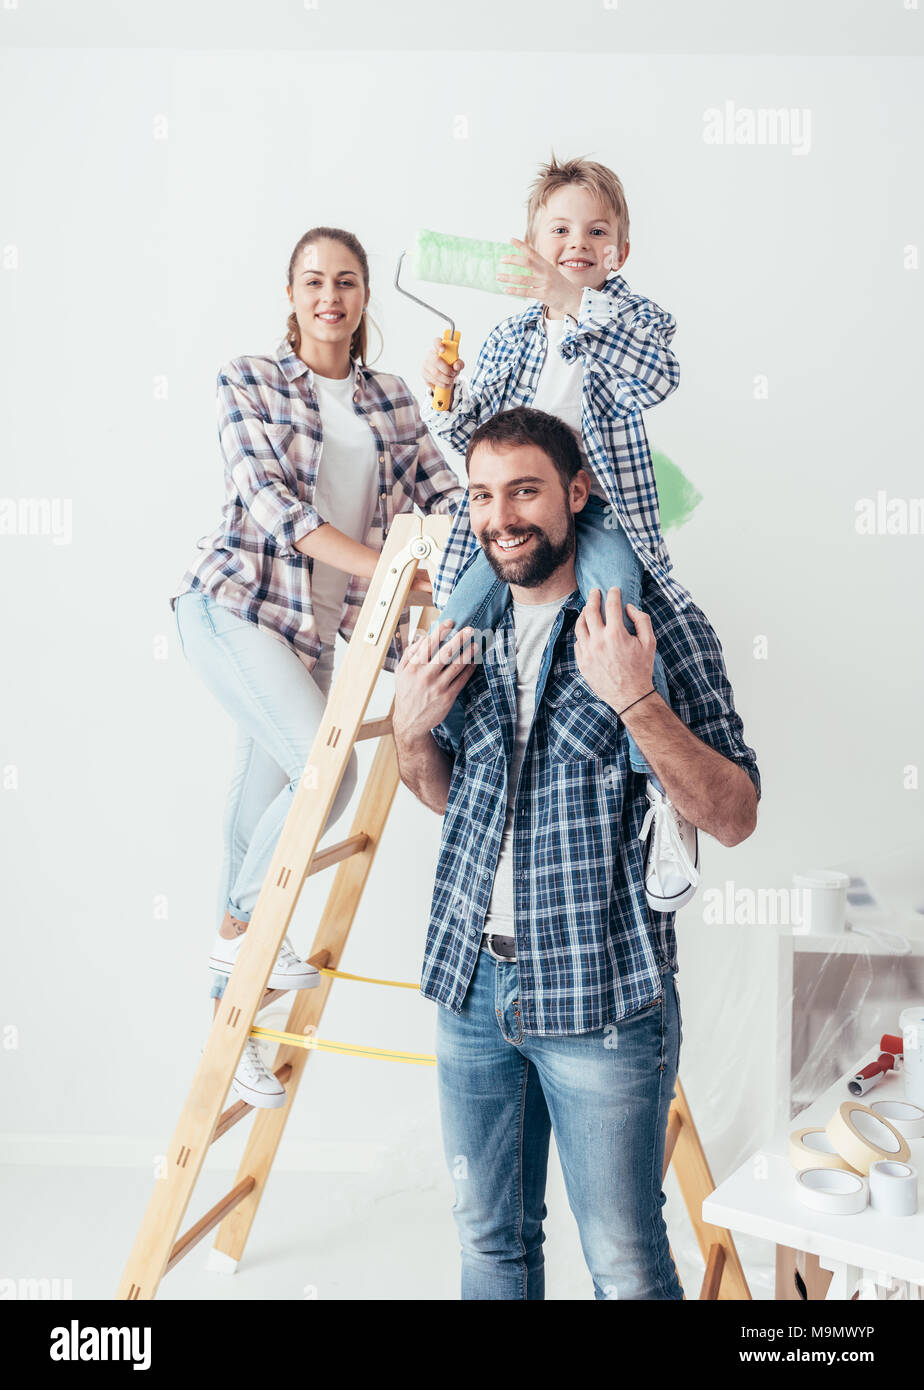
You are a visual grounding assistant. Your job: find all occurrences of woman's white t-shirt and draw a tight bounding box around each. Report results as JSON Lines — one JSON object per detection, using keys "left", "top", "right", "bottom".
{"left": 310, "top": 364, "right": 380, "bottom": 651}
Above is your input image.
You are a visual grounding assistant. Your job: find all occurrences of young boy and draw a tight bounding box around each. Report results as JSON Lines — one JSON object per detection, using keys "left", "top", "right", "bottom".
{"left": 419, "top": 154, "right": 699, "bottom": 913}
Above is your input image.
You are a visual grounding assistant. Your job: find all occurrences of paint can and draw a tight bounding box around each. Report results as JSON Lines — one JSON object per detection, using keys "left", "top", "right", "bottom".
{"left": 791, "top": 869, "right": 849, "bottom": 935}
{"left": 900, "top": 1005, "right": 924, "bottom": 1107}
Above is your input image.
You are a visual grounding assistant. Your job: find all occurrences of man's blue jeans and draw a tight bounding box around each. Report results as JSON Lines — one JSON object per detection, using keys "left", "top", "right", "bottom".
{"left": 435, "top": 946, "right": 685, "bottom": 1300}
{"left": 430, "top": 494, "right": 670, "bottom": 784}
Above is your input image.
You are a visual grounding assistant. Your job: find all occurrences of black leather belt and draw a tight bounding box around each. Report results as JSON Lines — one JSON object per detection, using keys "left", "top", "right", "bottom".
{"left": 482, "top": 932, "right": 517, "bottom": 962}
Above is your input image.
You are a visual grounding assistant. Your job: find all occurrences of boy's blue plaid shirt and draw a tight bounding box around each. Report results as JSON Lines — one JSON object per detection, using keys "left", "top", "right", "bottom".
{"left": 422, "top": 273, "right": 691, "bottom": 614}
{"left": 421, "top": 577, "right": 761, "bottom": 1036}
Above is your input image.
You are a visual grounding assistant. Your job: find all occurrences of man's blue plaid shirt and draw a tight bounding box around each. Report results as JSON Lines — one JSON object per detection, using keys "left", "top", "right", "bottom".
{"left": 423, "top": 273, "right": 692, "bottom": 616}
{"left": 419, "top": 575, "right": 761, "bottom": 1036}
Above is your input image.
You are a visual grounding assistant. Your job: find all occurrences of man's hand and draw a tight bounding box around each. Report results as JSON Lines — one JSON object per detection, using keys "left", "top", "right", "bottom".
{"left": 497, "top": 237, "right": 583, "bottom": 319}
{"left": 575, "top": 587, "right": 758, "bottom": 845}
{"left": 573, "top": 587, "right": 657, "bottom": 715}
{"left": 393, "top": 618, "right": 478, "bottom": 743}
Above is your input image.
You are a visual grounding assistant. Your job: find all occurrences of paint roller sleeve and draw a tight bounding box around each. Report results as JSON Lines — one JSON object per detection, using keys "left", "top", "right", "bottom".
{"left": 412, "top": 229, "right": 532, "bottom": 295}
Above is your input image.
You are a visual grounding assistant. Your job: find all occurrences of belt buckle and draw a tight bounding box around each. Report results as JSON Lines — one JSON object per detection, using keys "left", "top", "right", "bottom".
{"left": 483, "top": 932, "right": 515, "bottom": 963}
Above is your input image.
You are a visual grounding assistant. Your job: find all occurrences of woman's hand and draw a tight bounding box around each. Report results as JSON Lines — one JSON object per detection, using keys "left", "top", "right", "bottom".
{"left": 422, "top": 337, "right": 465, "bottom": 397}
{"left": 408, "top": 568, "right": 435, "bottom": 604}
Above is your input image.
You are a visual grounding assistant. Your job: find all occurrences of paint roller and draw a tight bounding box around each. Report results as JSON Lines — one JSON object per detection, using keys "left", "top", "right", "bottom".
{"left": 847, "top": 1035, "right": 905, "bottom": 1097}
{"left": 394, "top": 229, "right": 533, "bottom": 411}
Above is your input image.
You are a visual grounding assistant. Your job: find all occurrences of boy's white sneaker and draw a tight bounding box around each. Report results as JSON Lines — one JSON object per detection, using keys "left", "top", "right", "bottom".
{"left": 230, "top": 1037, "right": 287, "bottom": 1109}
{"left": 639, "top": 781, "right": 700, "bottom": 913}
{"left": 208, "top": 930, "right": 321, "bottom": 991}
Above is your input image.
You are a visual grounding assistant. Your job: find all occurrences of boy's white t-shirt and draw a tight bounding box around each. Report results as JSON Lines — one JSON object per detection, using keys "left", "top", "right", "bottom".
{"left": 309, "top": 364, "right": 380, "bottom": 652}
{"left": 530, "top": 309, "right": 609, "bottom": 503}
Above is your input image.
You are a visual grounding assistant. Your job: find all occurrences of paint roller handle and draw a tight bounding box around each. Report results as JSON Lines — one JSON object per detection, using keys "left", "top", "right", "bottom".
{"left": 422, "top": 332, "right": 464, "bottom": 412}
{"left": 848, "top": 1052, "right": 897, "bottom": 1096}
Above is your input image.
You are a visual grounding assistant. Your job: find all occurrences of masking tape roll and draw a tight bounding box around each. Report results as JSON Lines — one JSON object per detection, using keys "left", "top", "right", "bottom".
{"left": 795, "top": 1167, "right": 868, "bottom": 1215}
{"left": 869, "top": 1160, "right": 918, "bottom": 1217}
{"left": 825, "top": 1101, "right": 911, "bottom": 1175}
{"left": 869, "top": 1099, "right": 924, "bottom": 1140}
{"left": 789, "top": 1127, "right": 861, "bottom": 1174}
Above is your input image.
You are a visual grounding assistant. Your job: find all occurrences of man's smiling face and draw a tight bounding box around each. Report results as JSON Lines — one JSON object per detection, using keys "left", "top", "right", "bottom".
{"left": 468, "top": 442, "right": 591, "bottom": 593}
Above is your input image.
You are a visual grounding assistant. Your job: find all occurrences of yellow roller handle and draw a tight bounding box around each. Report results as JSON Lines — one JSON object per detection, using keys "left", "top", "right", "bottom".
{"left": 433, "top": 328, "right": 461, "bottom": 412}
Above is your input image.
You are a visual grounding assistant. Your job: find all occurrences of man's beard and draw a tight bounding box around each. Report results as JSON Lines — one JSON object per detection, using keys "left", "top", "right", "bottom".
{"left": 481, "top": 512, "right": 576, "bottom": 589}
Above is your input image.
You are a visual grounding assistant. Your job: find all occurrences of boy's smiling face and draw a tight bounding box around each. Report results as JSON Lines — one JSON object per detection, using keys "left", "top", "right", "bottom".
{"left": 531, "top": 185, "right": 629, "bottom": 292}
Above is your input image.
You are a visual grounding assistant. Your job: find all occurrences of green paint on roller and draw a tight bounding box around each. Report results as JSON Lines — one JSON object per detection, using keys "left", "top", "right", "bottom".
{"left": 411, "top": 228, "right": 532, "bottom": 294}
{"left": 652, "top": 450, "right": 702, "bottom": 531}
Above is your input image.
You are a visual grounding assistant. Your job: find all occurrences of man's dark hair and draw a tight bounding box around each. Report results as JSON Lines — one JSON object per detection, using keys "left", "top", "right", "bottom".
{"left": 464, "top": 406, "right": 583, "bottom": 495}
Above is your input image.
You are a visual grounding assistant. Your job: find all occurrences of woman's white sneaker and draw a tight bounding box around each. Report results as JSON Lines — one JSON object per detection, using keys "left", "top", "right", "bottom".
{"left": 639, "top": 781, "right": 700, "bottom": 913}
{"left": 231, "top": 1037, "right": 287, "bottom": 1109}
{"left": 208, "top": 930, "right": 321, "bottom": 991}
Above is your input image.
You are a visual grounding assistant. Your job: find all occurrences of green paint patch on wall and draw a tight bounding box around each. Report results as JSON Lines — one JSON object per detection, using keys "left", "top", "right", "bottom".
{"left": 652, "top": 450, "right": 702, "bottom": 531}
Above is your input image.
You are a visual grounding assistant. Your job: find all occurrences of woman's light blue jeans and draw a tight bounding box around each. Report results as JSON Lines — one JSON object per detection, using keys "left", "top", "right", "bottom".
{"left": 436, "top": 946, "right": 685, "bottom": 1300}
{"left": 174, "top": 592, "right": 358, "bottom": 1000}
{"left": 430, "top": 494, "right": 670, "bottom": 785}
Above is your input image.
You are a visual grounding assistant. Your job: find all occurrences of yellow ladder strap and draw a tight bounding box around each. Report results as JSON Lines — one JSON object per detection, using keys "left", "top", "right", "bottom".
{"left": 319, "top": 966, "right": 420, "bottom": 990}
{"left": 250, "top": 1026, "right": 436, "bottom": 1066}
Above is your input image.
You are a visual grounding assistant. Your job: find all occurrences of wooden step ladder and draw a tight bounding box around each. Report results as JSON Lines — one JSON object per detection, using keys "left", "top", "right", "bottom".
{"left": 117, "top": 511, "right": 750, "bottom": 1302}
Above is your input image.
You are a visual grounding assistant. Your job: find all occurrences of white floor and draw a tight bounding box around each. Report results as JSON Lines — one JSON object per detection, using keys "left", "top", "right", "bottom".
{"left": 0, "top": 1142, "right": 778, "bottom": 1301}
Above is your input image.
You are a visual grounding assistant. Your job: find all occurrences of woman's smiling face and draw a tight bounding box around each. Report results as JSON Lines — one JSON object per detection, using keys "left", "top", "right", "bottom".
{"left": 286, "top": 238, "right": 369, "bottom": 352}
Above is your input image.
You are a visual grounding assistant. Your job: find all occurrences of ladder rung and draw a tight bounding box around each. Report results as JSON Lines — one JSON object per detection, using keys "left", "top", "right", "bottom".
{"left": 165, "top": 1177, "right": 257, "bottom": 1274}
{"left": 308, "top": 832, "right": 369, "bottom": 876}
{"left": 355, "top": 715, "right": 393, "bottom": 742}
{"left": 212, "top": 1065, "right": 294, "bottom": 1142}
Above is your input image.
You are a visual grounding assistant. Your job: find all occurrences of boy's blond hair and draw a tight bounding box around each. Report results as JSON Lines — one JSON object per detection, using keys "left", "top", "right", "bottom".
{"left": 525, "top": 154, "right": 630, "bottom": 258}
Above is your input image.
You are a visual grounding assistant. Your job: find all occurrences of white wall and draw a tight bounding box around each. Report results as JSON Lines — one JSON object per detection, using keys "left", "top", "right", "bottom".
{"left": 2, "top": 16, "right": 923, "bottom": 1294}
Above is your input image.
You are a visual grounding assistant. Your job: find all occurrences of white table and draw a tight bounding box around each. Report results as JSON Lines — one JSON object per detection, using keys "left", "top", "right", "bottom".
{"left": 702, "top": 1047, "right": 924, "bottom": 1300}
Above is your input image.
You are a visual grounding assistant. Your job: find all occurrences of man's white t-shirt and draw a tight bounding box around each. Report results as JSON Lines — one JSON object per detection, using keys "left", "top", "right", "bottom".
{"left": 530, "top": 309, "right": 609, "bottom": 503}
{"left": 481, "top": 593, "right": 567, "bottom": 939}
{"left": 310, "top": 364, "right": 379, "bottom": 653}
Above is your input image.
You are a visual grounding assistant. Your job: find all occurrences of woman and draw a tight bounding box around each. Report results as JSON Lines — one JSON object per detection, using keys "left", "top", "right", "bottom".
{"left": 170, "top": 226, "right": 464, "bottom": 1108}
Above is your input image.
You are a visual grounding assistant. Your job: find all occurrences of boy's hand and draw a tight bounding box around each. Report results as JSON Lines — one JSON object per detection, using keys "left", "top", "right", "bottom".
{"left": 573, "top": 587, "right": 658, "bottom": 714}
{"left": 422, "top": 338, "right": 465, "bottom": 396}
{"left": 393, "top": 618, "right": 478, "bottom": 744}
{"left": 497, "top": 237, "right": 584, "bottom": 319}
